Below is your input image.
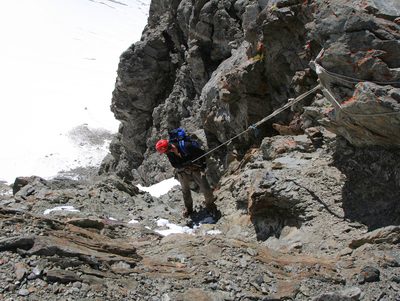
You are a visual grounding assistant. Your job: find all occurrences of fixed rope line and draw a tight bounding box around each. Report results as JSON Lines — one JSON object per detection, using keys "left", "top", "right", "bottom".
{"left": 321, "top": 82, "right": 400, "bottom": 117}
{"left": 192, "top": 50, "right": 400, "bottom": 164}
{"left": 192, "top": 83, "right": 322, "bottom": 163}
{"left": 321, "top": 66, "right": 400, "bottom": 86}
{"left": 252, "top": 84, "right": 322, "bottom": 128}
{"left": 314, "top": 48, "right": 400, "bottom": 86}
{"left": 315, "top": 63, "right": 400, "bottom": 117}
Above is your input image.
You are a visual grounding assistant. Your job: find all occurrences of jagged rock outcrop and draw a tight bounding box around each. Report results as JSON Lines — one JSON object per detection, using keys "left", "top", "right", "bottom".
{"left": 102, "top": 0, "right": 400, "bottom": 186}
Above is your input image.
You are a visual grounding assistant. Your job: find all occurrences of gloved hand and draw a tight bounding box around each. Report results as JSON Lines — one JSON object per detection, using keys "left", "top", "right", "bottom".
{"left": 182, "top": 160, "right": 193, "bottom": 167}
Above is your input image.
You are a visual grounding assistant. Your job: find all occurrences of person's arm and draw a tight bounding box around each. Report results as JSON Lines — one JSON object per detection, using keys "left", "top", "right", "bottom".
{"left": 166, "top": 142, "right": 207, "bottom": 169}
{"left": 183, "top": 142, "right": 207, "bottom": 169}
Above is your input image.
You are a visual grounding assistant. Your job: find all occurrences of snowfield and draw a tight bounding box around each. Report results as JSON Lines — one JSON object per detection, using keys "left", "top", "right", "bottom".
{"left": 0, "top": 0, "right": 150, "bottom": 184}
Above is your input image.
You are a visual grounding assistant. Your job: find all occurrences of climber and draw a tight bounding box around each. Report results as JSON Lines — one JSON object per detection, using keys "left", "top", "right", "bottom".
{"left": 155, "top": 139, "right": 217, "bottom": 218}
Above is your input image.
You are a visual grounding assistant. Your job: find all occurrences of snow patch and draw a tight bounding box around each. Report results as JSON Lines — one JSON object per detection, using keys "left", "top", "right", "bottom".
{"left": 154, "top": 220, "right": 196, "bottom": 236}
{"left": 207, "top": 230, "right": 222, "bottom": 235}
{"left": 137, "top": 178, "right": 180, "bottom": 197}
{"left": 153, "top": 217, "right": 222, "bottom": 237}
{"left": 43, "top": 206, "right": 80, "bottom": 215}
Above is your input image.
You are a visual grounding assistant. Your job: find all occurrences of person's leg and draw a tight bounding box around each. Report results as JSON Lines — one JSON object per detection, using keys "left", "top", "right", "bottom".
{"left": 192, "top": 170, "right": 214, "bottom": 208}
{"left": 177, "top": 170, "right": 193, "bottom": 213}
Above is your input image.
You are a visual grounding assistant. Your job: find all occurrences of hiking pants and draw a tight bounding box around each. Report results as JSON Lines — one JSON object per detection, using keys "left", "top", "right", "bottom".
{"left": 177, "top": 168, "right": 214, "bottom": 211}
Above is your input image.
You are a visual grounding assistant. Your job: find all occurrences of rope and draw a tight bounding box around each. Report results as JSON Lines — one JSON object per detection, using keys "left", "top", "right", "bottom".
{"left": 253, "top": 84, "right": 322, "bottom": 127}
{"left": 192, "top": 83, "right": 322, "bottom": 163}
{"left": 314, "top": 49, "right": 400, "bottom": 87}
{"left": 319, "top": 66, "right": 400, "bottom": 86}
{"left": 315, "top": 63, "right": 400, "bottom": 117}
{"left": 191, "top": 48, "right": 400, "bottom": 164}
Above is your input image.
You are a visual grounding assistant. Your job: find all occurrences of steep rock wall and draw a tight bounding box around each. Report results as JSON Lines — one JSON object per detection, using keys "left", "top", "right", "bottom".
{"left": 101, "top": 0, "right": 400, "bottom": 185}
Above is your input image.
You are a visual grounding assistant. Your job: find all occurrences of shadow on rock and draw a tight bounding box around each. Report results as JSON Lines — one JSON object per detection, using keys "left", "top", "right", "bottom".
{"left": 185, "top": 208, "right": 221, "bottom": 228}
{"left": 332, "top": 140, "right": 400, "bottom": 231}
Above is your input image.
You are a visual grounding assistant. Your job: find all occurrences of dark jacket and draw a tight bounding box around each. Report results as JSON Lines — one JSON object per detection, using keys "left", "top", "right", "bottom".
{"left": 167, "top": 141, "right": 206, "bottom": 169}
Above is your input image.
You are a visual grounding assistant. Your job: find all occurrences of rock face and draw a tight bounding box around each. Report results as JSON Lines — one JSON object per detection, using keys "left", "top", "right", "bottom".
{"left": 103, "top": 0, "right": 400, "bottom": 186}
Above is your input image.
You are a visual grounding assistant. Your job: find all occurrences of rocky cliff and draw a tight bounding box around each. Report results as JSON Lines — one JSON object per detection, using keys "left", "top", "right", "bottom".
{"left": 101, "top": 0, "right": 400, "bottom": 186}
{"left": 1, "top": 0, "right": 400, "bottom": 300}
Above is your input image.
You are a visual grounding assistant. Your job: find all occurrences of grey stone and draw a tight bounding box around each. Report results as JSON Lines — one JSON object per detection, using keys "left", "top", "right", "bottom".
{"left": 341, "top": 287, "right": 362, "bottom": 300}
{"left": 18, "top": 288, "right": 30, "bottom": 296}
{"left": 15, "top": 262, "right": 27, "bottom": 281}
{"left": 358, "top": 266, "right": 380, "bottom": 283}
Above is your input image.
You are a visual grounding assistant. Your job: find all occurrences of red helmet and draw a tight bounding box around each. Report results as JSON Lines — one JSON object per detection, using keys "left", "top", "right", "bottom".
{"left": 156, "top": 140, "right": 169, "bottom": 153}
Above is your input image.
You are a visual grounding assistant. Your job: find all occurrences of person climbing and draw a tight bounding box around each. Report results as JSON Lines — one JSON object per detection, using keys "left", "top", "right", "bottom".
{"left": 155, "top": 134, "right": 217, "bottom": 218}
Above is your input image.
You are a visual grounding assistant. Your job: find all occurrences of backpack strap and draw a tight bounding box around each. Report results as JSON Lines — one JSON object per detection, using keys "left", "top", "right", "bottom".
{"left": 179, "top": 140, "right": 189, "bottom": 155}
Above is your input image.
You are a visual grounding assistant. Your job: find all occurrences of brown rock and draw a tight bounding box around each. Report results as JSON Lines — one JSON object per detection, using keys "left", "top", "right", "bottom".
{"left": 80, "top": 275, "right": 106, "bottom": 286}
{"left": 0, "top": 236, "right": 35, "bottom": 251}
{"left": 66, "top": 218, "right": 105, "bottom": 230}
{"left": 273, "top": 114, "right": 304, "bottom": 136}
{"left": 179, "top": 288, "right": 229, "bottom": 301}
{"left": 26, "top": 224, "right": 141, "bottom": 265}
{"left": 81, "top": 267, "right": 118, "bottom": 279}
{"left": 269, "top": 280, "right": 301, "bottom": 300}
{"left": 45, "top": 269, "right": 82, "bottom": 284}
{"left": 349, "top": 225, "right": 400, "bottom": 248}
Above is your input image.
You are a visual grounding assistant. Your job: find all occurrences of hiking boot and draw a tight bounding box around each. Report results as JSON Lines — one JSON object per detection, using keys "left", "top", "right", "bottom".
{"left": 183, "top": 208, "right": 193, "bottom": 218}
{"left": 206, "top": 205, "right": 218, "bottom": 218}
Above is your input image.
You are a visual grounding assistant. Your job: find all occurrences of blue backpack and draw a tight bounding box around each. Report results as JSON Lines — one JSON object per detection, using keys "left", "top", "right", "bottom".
{"left": 168, "top": 128, "right": 199, "bottom": 156}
